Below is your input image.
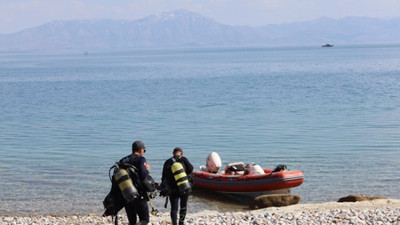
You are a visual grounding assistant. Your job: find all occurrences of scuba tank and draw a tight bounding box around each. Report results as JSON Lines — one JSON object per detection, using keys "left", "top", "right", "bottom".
{"left": 171, "top": 157, "right": 191, "bottom": 194}
{"left": 113, "top": 163, "right": 139, "bottom": 202}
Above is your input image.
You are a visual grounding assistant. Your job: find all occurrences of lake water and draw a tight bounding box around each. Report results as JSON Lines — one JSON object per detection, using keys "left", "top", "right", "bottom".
{"left": 1, "top": 45, "right": 400, "bottom": 216}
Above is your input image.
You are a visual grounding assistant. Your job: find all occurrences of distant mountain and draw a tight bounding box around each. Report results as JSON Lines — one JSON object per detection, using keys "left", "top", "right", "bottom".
{"left": 256, "top": 16, "right": 400, "bottom": 45}
{"left": 1, "top": 9, "right": 399, "bottom": 51}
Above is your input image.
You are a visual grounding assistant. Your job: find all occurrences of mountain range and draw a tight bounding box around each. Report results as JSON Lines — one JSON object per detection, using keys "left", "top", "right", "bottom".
{"left": 1, "top": 9, "right": 399, "bottom": 51}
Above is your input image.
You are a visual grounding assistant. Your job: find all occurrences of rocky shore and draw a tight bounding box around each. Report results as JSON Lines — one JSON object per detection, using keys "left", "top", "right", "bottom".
{"left": 1, "top": 199, "right": 400, "bottom": 225}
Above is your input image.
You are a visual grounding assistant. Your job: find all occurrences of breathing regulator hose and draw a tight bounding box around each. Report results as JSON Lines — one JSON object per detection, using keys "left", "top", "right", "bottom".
{"left": 147, "top": 193, "right": 159, "bottom": 216}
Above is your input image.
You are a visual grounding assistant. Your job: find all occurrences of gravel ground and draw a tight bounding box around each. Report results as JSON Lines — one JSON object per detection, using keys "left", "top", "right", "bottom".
{"left": 1, "top": 199, "right": 400, "bottom": 225}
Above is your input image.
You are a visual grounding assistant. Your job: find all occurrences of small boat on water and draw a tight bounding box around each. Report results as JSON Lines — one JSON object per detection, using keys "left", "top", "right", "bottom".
{"left": 321, "top": 43, "right": 334, "bottom": 47}
{"left": 191, "top": 152, "right": 304, "bottom": 197}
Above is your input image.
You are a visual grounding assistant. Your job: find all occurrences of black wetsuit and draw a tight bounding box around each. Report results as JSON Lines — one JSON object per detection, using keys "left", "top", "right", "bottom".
{"left": 119, "top": 154, "right": 150, "bottom": 225}
{"left": 161, "top": 156, "right": 193, "bottom": 225}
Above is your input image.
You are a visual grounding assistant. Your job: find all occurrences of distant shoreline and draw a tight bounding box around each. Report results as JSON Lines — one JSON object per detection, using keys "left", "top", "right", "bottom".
{"left": 1, "top": 10, "right": 400, "bottom": 51}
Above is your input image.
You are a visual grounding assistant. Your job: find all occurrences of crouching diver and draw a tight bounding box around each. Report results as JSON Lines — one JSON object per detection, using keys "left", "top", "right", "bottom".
{"left": 119, "top": 140, "right": 151, "bottom": 225}
{"left": 160, "top": 147, "right": 193, "bottom": 225}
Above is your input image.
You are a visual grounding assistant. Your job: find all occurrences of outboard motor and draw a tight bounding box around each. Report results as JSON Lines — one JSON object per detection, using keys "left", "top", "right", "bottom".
{"left": 206, "top": 152, "right": 222, "bottom": 173}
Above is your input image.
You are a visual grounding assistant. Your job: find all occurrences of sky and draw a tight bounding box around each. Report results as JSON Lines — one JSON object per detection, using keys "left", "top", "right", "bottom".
{"left": 1, "top": 0, "right": 400, "bottom": 34}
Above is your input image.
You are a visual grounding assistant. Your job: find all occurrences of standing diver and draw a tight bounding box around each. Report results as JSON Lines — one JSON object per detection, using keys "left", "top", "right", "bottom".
{"left": 119, "top": 140, "right": 151, "bottom": 225}
{"left": 161, "top": 147, "right": 193, "bottom": 225}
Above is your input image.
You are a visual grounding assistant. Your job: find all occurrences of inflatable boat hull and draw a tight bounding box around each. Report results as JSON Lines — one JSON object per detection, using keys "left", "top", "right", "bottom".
{"left": 192, "top": 169, "right": 304, "bottom": 196}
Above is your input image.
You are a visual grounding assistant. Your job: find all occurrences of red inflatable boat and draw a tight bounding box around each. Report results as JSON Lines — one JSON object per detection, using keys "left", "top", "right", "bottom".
{"left": 191, "top": 167, "right": 304, "bottom": 196}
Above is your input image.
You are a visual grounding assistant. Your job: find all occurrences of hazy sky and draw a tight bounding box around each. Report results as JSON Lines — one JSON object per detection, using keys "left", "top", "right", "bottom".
{"left": 1, "top": 0, "right": 400, "bottom": 34}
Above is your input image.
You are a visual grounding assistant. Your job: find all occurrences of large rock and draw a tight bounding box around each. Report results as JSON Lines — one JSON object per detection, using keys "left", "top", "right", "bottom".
{"left": 338, "top": 195, "right": 386, "bottom": 202}
{"left": 249, "top": 194, "right": 301, "bottom": 209}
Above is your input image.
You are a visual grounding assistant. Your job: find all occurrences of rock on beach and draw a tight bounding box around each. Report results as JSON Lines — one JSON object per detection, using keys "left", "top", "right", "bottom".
{"left": 1, "top": 199, "right": 400, "bottom": 225}
{"left": 338, "top": 194, "right": 387, "bottom": 202}
{"left": 249, "top": 194, "right": 301, "bottom": 209}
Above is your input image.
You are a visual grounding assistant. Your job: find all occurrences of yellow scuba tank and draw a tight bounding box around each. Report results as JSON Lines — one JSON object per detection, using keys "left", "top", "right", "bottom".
{"left": 114, "top": 165, "right": 139, "bottom": 202}
{"left": 171, "top": 157, "right": 191, "bottom": 194}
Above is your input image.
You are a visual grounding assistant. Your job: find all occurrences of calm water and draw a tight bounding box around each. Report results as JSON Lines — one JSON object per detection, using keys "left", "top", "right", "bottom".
{"left": 1, "top": 45, "right": 400, "bottom": 215}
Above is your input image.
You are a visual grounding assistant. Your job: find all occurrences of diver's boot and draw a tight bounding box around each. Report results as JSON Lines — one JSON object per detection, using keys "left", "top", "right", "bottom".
{"left": 171, "top": 214, "right": 178, "bottom": 225}
{"left": 178, "top": 207, "right": 187, "bottom": 225}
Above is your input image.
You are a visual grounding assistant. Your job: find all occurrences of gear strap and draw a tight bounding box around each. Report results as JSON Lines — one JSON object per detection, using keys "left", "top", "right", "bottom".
{"left": 112, "top": 213, "right": 118, "bottom": 225}
{"left": 164, "top": 196, "right": 169, "bottom": 208}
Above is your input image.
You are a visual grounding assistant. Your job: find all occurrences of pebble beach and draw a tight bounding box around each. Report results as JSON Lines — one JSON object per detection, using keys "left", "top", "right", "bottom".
{"left": 2, "top": 199, "right": 400, "bottom": 225}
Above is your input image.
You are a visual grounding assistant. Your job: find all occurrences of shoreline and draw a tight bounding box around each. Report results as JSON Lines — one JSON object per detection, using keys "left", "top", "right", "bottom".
{"left": 2, "top": 199, "right": 400, "bottom": 224}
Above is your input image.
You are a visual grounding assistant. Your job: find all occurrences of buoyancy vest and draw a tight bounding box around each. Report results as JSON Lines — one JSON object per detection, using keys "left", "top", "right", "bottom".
{"left": 171, "top": 157, "right": 191, "bottom": 194}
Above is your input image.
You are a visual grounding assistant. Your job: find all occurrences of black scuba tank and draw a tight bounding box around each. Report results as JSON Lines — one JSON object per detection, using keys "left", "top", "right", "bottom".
{"left": 113, "top": 164, "right": 139, "bottom": 202}
{"left": 171, "top": 157, "right": 191, "bottom": 194}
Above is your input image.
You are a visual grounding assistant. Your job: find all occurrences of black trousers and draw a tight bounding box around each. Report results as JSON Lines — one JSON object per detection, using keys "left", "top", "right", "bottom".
{"left": 169, "top": 192, "right": 189, "bottom": 225}
{"left": 125, "top": 197, "right": 149, "bottom": 225}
